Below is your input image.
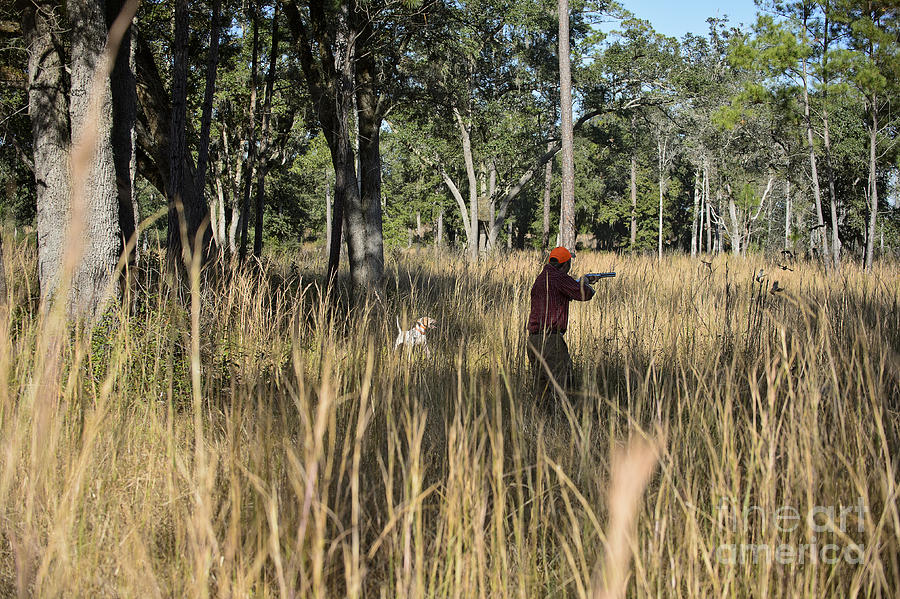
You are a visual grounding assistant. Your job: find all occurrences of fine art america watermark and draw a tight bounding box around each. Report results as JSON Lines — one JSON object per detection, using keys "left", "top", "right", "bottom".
{"left": 711, "top": 496, "right": 867, "bottom": 566}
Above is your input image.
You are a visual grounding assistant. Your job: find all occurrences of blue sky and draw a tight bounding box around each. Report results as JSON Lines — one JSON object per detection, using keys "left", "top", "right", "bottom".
{"left": 606, "top": 0, "right": 761, "bottom": 39}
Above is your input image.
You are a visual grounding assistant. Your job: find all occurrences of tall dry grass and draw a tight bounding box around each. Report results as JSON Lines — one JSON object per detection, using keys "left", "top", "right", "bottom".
{"left": 0, "top": 242, "right": 898, "bottom": 598}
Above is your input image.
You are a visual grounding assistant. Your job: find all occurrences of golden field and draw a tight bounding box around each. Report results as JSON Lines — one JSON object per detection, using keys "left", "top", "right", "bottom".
{"left": 0, "top": 243, "right": 898, "bottom": 598}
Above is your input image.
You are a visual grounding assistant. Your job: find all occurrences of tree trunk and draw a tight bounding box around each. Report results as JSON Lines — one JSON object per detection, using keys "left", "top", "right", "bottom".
{"left": 214, "top": 166, "right": 228, "bottom": 247}
{"left": 436, "top": 208, "right": 443, "bottom": 247}
{"left": 253, "top": 2, "right": 279, "bottom": 259}
{"left": 195, "top": 0, "right": 222, "bottom": 243}
{"left": 542, "top": 142, "right": 553, "bottom": 249}
{"left": 864, "top": 94, "right": 878, "bottom": 270}
{"left": 820, "top": 15, "right": 840, "bottom": 267}
{"left": 714, "top": 187, "right": 722, "bottom": 254}
{"left": 657, "top": 171, "right": 664, "bottom": 261}
{"left": 107, "top": 0, "right": 138, "bottom": 268}
{"left": 784, "top": 179, "right": 791, "bottom": 250}
{"left": 801, "top": 42, "right": 828, "bottom": 258}
{"left": 283, "top": 0, "right": 385, "bottom": 288}
{"left": 697, "top": 167, "right": 706, "bottom": 254}
{"left": 727, "top": 189, "right": 741, "bottom": 255}
{"left": 356, "top": 54, "right": 385, "bottom": 283}
{"left": 168, "top": 0, "right": 210, "bottom": 266}
{"left": 133, "top": 32, "right": 199, "bottom": 208}
{"left": 629, "top": 115, "right": 637, "bottom": 249}
{"left": 0, "top": 233, "right": 5, "bottom": 303}
{"left": 453, "top": 108, "right": 479, "bottom": 261}
{"left": 68, "top": 0, "right": 122, "bottom": 317}
{"left": 486, "top": 162, "right": 499, "bottom": 249}
{"left": 557, "top": 0, "right": 575, "bottom": 250}
{"left": 822, "top": 111, "right": 840, "bottom": 266}
{"left": 221, "top": 127, "right": 241, "bottom": 254}
{"left": 690, "top": 170, "right": 699, "bottom": 258}
{"left": 704, "top": 161, "right": 712, "bottom": 253}
{"left": 656, "top": 136, "right": 668, "bottom": 263}
{"left": 331, "top": 14, "right": 369, "bottom": 288}
{"left": 239, "top": 7, "right": 259, "bottom": 262}
{"left": 25, "top": 0, "right": 70, "bottom": 306}
{"left": 325, "top": 168, "right": 332, "bottom": 254}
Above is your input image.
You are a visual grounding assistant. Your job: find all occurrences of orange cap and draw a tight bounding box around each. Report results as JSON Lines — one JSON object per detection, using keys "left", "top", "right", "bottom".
{"left": 548, "top": 246, "right": 572, "bottom": 263}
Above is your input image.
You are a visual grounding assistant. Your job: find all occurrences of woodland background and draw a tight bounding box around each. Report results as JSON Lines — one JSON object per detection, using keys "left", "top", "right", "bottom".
{"left": 1, "top": 0, "right": 898, "bottom": 315}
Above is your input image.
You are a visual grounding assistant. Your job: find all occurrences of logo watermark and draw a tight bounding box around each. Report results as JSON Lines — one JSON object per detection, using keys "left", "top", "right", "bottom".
{"left": 711, "top": 496, "right": 867, "bottom": 566}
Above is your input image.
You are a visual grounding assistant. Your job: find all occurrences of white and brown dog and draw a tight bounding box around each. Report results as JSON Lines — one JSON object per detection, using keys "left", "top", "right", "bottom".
{"left": 394, "top": 316, "right": 438, "bottom": 357}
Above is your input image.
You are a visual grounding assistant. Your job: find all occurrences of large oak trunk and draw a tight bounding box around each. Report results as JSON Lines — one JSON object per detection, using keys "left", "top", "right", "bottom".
{"left": 68, "top": 0, "right": 121, "bottom": 317}
{"left": 25, "top": 0, "right": 70, "bottom": 306}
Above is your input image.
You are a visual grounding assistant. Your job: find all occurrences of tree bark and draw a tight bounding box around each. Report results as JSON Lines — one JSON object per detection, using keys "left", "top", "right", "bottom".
{"left": 698, "top": 180, "right": 705, "bottom": 254}
{"left": 557, "top": 0, "right": 575, "bottom": 250}
{"left": 325, "top": 168, "right": 332, "bottom": 255}
{"left": 542, "top": 142, "right": 553, "bottom": 249}
{"left": 820, "top": 14, "right": 840, "bottom": 267}
{"left": 629, "top": 114, "right": 637, "bottom": 249}
{"left": 239, "top": 6, "right": 259, "bottom": 262}
{"left": 24, "top": 0, "right": 70, "bottom": 306}
{"left": 167, "top": 0, "right": 210, "bottom": 266}
{"left": 784, "top": 179, "right": 792, "bottom": 250}
{"left": 864, "top": 93, "right": 878, "bottom": 270}
{"left": 213, "top": 162, "right": 228, "bottom": 247}
{"left": 133, "top": 32, "right": 199, "bottom": 206}
{"left": 801, "top": 30, "right": 828, "bottom": 259}
{"left": 656, "top": 135, "right": 668, "bottom": 262}
{"left": 330, "top": 5, "right": 369, "bottom": 288}
{"left": 69, "top": 0, "right": 122, "bottom": 317}
{"left": 690, "top": 170, "right": 699, "bottom": 258}
{"left": 107, "top": 0, "right": 138, "bottom": 268}
{"left": 253, "top": 2, "right": 279, "bottom": 258}
{"left": 486, "top": 162, "right": 500, "bottom": 249}
{"left": 283, "top": 0, "right": 382, "bottom": 288}
{"left": 714, "top": 187, "right": 722, "bottom": 254}
{"left": 220, "top": 127, "right": 242, "bottom": 254}
{"left": 703, "top": 161, "right": 711, "bottom": 253}
{"left": 0, "top": 233, "right": 5, "bottom": 303}
{"left": 454, "top": 107, "right": 479, "bottom": 262}
{"left": 356, "top": 48, "right": 385, "bottom": 283}
{"left": 195, "top": 0, "right": 222, "bottom": 239}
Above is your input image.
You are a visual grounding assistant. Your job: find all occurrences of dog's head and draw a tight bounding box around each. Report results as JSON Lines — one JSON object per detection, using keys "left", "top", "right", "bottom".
{"left": 416, "top": 317, "right": 438, "bottom": 332}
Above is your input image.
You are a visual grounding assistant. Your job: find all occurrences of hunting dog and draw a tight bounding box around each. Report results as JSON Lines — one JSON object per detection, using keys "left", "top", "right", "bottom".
{"left": 394, "top": 316, "right": 438, "bottom": 357}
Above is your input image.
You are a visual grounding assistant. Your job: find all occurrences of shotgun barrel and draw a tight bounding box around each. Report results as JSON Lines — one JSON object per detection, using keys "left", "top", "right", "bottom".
{"left": 582, "top": 272, "right": 616, "bottom": 283}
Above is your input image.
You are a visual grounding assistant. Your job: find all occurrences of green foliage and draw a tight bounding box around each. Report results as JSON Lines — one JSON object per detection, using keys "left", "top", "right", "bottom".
{"left": 0, "top": 2, "right": 33, "bottom": 227}
{"left": 7, "top": 0, "right": 898, "bottom": 262}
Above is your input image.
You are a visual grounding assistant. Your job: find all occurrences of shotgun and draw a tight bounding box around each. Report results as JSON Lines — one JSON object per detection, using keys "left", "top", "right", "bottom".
{"left": 581, "top": 272, "right": 616, "bottom": 284}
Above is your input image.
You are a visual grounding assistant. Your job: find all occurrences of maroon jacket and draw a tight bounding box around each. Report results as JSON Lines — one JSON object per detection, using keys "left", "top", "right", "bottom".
{"left": 527, "top": 264, "right": 594, "bottom": 334}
